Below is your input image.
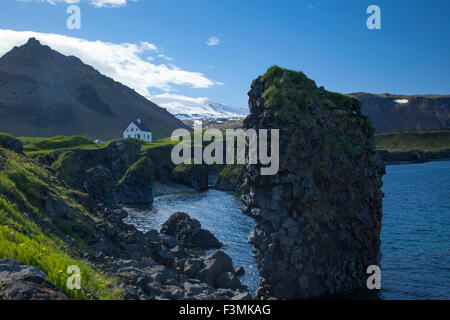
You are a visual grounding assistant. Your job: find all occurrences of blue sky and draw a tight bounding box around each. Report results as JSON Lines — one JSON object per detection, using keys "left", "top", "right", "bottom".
{"left": 0, "top": 0, "right": 449, "bottom": 110}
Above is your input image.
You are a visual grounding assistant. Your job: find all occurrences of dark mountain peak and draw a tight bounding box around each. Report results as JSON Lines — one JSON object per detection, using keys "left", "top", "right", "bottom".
{"left": 19, "top": 37, "right": 51, "bottom": 54}
{"left": 0, "top": 40, "right": 188, "bottom": 140}
{"left": 26, "top": 37, "right": 41, "bottom": 46}
{"left": 0, "top": 37, "right": 54, "bottom": 66}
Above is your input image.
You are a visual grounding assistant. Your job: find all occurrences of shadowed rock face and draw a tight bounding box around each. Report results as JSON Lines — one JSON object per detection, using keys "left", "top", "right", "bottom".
{"left": 349, "top": 92, "right": 450, "bottom": 133}
{"left": 0, "top": 259, "right": 69, "bottom": 300}
{"left": 241, "top": 66, "right": 385, "bottom": 299}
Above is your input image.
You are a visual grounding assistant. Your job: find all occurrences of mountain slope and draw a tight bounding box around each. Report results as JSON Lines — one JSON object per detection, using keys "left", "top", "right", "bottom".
{"left": 349, "top": 92, "right": 450, "bottom": 133}
{"left": 150, "top": 94, "right": 247, "bottom": 120}
{"left": 0, "top": 38, "right": 189, "bottom": 140}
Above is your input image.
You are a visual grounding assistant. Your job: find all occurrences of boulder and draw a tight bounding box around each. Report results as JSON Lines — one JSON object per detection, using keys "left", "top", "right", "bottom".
{"left": 196, "top": 251, "right": 234, "bottom": 286}
{"left": 0, "top": 259, "right": 69, "bottom": 300}
{"left": 160, "top": 212, "right": 222, "bottom": 249}
{"left": 215, "top": 272, "right": 244, "bottom": 290}
{"left": 234, "top": 266, "right": 245, "bottom": 276}
{"left": 183, "top": 281, "right": 214, "bottom": 297}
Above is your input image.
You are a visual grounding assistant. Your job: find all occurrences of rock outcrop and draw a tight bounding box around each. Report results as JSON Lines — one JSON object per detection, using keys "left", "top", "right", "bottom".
{"left": 171, "top": 164, "right": 208, "bottom": 190}
{"left": 160, "top": 212, "right": 222, "bottom": 249}
{"left": 241, "top": 66, "right": 385, "bottom": 299}
{"left": 116, "top": 157, "right": 154, "bottom": 205}
{"left": 0, "top": 259, "right": 70, "bottom": 300}
{"left": 84, "top": 166, "right": 117, "bottom": 209}
{"left": 216, "top": 164, "right": 245, "bottom": 193}
{"left": 48, "top": 139, "right": 154, "bottom": 207}
{"left": 0, "top": 135, "right": 249, "bottom": 300}
{"left": 86, "top": 209, "right": 246, "bottom": 299}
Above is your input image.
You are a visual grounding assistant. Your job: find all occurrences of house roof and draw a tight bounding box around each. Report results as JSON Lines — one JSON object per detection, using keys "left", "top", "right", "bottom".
{"left": 126, "top": 119, "right": 151, "bottom": 132}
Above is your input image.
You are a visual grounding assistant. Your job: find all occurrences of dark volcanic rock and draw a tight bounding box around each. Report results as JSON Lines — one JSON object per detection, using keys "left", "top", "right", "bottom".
{"left": 116, "top": 157, "right": 154, "bottom": 205}
{"left": 216, "top": 164, "right": 245, "bottom": 192}
{"left": 216, "top": 272, "right": 244, "bottom": 290}
{"left": 242, "top": 67, "right": 385, "bottom": 299}
{"left": 196, "top": 251, "right": 234, "bottom": 287}
{"left": 50, "top": 139, "right": 156, "bottom": 207}
{"left": 0, "top": 259, "right": 70, "bottom": 300}
{"left": 52, "top": 139, "right": 142, "bottom": 190}
{"left": 160, "top": 212, "right": 222, "bottom": 249}
{"left": 171, "top": 164, "right": 208, "bottom": 190}
{"left": 84, "top": 166, "right": 117, "bottom": 209}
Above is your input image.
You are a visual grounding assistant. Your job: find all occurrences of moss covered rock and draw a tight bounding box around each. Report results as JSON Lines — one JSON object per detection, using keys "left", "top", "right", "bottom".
{"left": 84, "top": 166, "right": 117, "bottom": 209}
{"left": 171, "top": 164, "right": 208, "bottom": 190}
{"left": 216, "top": 164, "right": 245, "bottom": 192}
{"left": 0, "top": 133, "right": 23, "bottom": 154}
{"left": 116, "top": 157, "right": 154, "bottom": 205}
{"left": 242, "top": 66, "right": 385, "bottom": 299}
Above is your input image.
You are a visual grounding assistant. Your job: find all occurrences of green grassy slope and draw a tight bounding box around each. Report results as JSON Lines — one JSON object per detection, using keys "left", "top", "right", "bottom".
{"left": 374, "top": 130, "right": 450, "bottom": 152}
{"left": 0, "top": 137, "right": 123, "bottom": 299}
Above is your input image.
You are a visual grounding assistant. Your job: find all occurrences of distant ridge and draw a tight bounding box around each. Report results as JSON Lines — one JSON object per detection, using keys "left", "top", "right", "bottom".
{"left": 0, "top": 38, "right": 189, "bottom": 140}
{"left": 349, "top": 92, "right": 450, "bottom": 133}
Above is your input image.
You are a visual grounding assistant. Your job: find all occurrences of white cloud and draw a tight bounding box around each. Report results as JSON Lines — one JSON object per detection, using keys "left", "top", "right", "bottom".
{"left": 90, "top": 0, "right": 137, "bottom": 8}
{"left": 393, "top": 99, "right": 409, "bottom": 104}
{"left": 0, "top": 29, "right": 215, "bottom": 97}
{"left": 16, "top": 0, "right": 138, "bottom": 8}
{"left": 157, "top": 54, "right": 173, "bottom": 61}
{"left": 206, "top": 36, "right": 220, "bottom": 46}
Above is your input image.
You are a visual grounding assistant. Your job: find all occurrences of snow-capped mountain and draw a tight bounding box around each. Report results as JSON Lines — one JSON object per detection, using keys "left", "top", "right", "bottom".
{"left": 149, "top": 94, "right": 248, "bottom": 120}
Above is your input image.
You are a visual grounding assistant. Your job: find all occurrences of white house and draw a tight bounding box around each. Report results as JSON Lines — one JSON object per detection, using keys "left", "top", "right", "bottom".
{"left": 123, "top": 119, "right": 152, "bottom": 142}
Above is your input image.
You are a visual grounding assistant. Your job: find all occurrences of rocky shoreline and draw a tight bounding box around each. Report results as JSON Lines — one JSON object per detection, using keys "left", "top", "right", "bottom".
{"left": 0, "top": 134, "right": 251, "bottom": 300}
{"left": 377, "top": 149, "right": 450, "bottom": 165}
{"left": 1, "top": 206, "right": 251, "bottom": 300}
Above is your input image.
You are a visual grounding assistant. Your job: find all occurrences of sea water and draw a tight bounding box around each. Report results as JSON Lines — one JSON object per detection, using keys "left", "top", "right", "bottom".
{"left": 125, "top": 160, "right": 450, "bottom": 299}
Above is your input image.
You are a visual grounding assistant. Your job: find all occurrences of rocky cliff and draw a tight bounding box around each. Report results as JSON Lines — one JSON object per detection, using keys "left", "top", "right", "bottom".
{"left": 33, "top": 138, "right": 153, "bottom": 207}
{"left": 0, "top": 135, "right": 249, "bottom": 300}
{"left": 241, "top": 66, "right": 385, "bottom": 299}
{"left": 350, "top": 92, "right": 450, "bottom": 133}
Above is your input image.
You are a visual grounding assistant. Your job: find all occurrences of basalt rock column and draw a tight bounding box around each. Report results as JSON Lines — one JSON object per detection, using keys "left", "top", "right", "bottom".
{"left": 241, "top": 66, "right": 385, "bottom": 299}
